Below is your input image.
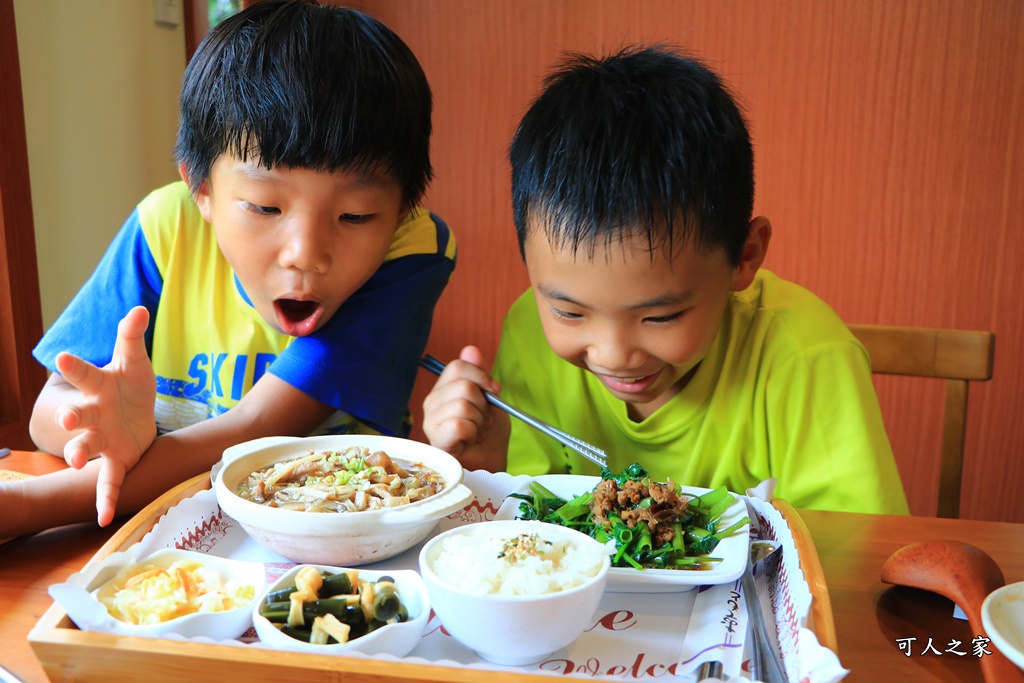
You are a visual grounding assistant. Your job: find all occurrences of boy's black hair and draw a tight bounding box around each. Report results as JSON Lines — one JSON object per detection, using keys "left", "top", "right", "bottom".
{"left": 175, "top": 0, "right": 432, "bottom": 208}
{"left": 510, "top": 45, "right": 753, "bottom": 265}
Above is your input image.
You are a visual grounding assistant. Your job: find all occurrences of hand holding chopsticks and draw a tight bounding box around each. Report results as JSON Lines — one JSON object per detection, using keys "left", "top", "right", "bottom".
{"left": 419, "top": 355, "right": 607, "bottom": 469}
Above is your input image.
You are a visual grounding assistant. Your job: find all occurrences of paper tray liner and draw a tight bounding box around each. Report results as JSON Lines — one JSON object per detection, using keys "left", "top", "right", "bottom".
{"left": 29, "top": 470, "right": 840, "bottom": 683}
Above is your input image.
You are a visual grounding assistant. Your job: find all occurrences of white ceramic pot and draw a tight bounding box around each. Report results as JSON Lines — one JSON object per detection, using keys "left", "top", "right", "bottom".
{"left": 214, "top": 434, "right": 473, "bottom": 565}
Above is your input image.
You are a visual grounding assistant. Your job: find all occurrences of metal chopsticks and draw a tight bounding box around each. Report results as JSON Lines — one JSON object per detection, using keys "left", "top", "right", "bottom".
{"left": 743, "top": 541, "right": 788, "bottom": 683}
{"left": 419, "top": 354, "right": 607, "bottom": 469}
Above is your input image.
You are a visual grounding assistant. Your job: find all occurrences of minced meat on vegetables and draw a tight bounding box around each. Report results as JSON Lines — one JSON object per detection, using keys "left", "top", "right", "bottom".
{"left": 511, "top": 463, "right": 749, "bottom": 570}
{"left": 591, "top": 477, "right": 688, "bottom": 548}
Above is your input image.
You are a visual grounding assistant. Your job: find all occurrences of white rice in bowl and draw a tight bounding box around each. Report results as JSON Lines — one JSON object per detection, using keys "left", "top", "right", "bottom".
{"left": 429, "top": 524, "right": 607, "bottom": 596}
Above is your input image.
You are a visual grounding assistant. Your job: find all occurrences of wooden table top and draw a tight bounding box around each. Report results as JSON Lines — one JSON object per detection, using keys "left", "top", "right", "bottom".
{"left": 3, "top": 449, "right": 1024, "bottom": 682}
{"left": 2, "top": 451, "right": 123, "bottom": 682}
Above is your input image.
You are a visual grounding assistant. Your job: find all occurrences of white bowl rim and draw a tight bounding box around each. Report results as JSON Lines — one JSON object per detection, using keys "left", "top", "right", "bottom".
{"left": 982, "top": 582, "right": 1024, "bottom": 663}
{"left": 418, "top": 520, "right": 611, "bottom": 602}
{"left": 214, "top": 434, "right": 470, "bottom": 527}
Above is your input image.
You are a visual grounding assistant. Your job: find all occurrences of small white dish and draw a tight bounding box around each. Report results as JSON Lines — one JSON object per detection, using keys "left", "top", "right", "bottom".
{"left": 51, "top": 548, "right": 265, "bottom": 639}
{"left": 419, "top": 519, "right": 610, "bottom": 665}
{"left": 252, "top": 565, "right": 429, "bottom": 657}
{"left": 982, "top": 581, "right": 1024, "bottom": 670}
{"left": 495, "top": 474, "right": 750, "bottom": 593}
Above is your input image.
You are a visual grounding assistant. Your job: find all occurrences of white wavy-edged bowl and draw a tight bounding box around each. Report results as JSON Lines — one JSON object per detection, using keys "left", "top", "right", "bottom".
{"left": 982, "top": 581, "right": 1024, "bottom": 670}
{"left": 418, "top": 519, "right": 610, "bottom": 665}
{"left": 87, "top": 548, "right": 265, "bottom": 638}
{"left": 252, "top": 565, "right": 429, "bottom": 656}
{"left": 214, "top": 435, "right": 474, "bottom": 565}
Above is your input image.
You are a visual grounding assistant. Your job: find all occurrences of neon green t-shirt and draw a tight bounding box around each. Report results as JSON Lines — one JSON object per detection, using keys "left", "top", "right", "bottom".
{"left": 493, "top": 270, "right": 909, "bottom": 515}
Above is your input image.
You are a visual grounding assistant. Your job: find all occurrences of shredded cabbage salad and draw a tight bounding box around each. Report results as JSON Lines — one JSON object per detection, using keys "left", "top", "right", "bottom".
{"left": 98, "top": 559, "right": 256, "bottom": 625}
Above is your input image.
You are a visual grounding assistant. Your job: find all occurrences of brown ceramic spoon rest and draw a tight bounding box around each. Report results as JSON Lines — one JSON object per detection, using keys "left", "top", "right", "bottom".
{"left": 881, "top": 540, "right": 1024, "bottom": 682}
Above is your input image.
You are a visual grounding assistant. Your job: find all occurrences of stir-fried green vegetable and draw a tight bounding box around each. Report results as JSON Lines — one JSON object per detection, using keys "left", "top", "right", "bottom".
{"left": 510, "top": 464, "right": 749, "bottom": 570}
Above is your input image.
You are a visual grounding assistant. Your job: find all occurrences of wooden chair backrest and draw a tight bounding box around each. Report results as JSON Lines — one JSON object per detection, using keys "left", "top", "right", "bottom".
{"left": 847, "top": 324, "right": 995, "bottom": 518}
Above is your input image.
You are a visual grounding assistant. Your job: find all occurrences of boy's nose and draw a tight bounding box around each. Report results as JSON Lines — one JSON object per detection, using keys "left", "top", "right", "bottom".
{"left": 586, "top": 331, "right": 645, "bottom": 373}
{"left": 279, "top": 219, "right": 331, "bottom": 273}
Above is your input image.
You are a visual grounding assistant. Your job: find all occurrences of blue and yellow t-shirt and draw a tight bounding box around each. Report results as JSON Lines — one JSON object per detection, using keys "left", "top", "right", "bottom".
{"left": 34, "top": 181, "right": 456, "bottom": 437}
{"left": 493, "top": 270, "right": 909, "bottom": 515}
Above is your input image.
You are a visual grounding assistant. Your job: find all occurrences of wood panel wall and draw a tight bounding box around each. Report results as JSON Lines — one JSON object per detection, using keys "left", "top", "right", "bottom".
{"left": 0, "top": 0, "right": 46, "bottom": 450}
{"left": 356, "top": 0, "right": 1024, "bottom": 521}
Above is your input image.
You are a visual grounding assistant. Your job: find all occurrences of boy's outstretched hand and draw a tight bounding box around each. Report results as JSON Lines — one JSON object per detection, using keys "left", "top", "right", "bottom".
{"left": 421, "top": 345, "right": 510, "bottom": 473}
{"left": 52, "top": 306, "right": 157, "bottom": 526}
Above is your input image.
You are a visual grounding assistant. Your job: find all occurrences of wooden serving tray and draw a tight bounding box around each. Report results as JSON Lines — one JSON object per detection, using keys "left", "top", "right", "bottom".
{"left": 28, "top": 473, "right": 837, "bottom": 683}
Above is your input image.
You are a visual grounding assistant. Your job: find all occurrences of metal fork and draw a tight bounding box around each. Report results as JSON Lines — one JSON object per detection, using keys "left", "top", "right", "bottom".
{"left": 419, "top": 354, "right": 608, "bottom": 469}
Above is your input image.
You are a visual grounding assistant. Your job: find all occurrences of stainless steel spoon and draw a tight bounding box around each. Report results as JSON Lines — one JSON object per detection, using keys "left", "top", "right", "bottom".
{"left": 744, "top": 540, "right": 788, "bottom": 683}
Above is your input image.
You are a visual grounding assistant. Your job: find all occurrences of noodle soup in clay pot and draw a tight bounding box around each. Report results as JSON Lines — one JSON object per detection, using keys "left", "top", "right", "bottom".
{"left": 214, "top": 435, "right": 473, "bottom": 565}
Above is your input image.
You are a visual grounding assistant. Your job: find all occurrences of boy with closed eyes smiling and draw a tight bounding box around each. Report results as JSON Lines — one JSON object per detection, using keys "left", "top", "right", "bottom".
{"left": 2, "top": 1, "right": 455, "bottom": 537}
{"left": 422, "top": 45, "right": 907, "bottom": 514}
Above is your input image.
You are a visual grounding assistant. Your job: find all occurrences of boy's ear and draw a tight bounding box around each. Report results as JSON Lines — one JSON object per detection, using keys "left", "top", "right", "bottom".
{"left": 179, "top": 163, "right": 213, "bottom": 223}
{"left": 730, "top": 216, "right": 772, "bottom": 292}
{"left": 398, "top": 202, "right": 414, "bottom": 226}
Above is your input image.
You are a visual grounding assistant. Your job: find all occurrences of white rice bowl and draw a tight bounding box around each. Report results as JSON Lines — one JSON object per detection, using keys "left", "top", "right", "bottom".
{"left": 419, "top": 519, "right": 610, "bottom": 665}
{"left": 430, "top": 523, "right": 606, "bottom": 596}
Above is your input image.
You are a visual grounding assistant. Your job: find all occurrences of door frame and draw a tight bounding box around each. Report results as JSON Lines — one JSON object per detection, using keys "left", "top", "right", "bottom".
{"left": 0, "top": 0, "right": 47, "bottom": 449}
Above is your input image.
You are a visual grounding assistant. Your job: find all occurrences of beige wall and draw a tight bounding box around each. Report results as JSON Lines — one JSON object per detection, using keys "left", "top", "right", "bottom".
{"left": 14, "top": 0, "right": 184, "bottom": 328}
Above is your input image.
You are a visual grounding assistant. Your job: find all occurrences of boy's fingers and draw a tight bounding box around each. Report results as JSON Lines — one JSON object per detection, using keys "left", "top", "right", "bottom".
{"left": 430, "top": 379, "right": 491, "bottom": 423}
{"left": 422, "top": 395, "right": 484, "bottom": 452}
{"left": 64, "top": 430, "right": 102, "bottom": 469}
{"left": 442, "top": 439, "right": 465, "bottom": 458}
{"left": 111, "top": 306, "right": 151, "bottom": 366}
{"left": 456, "top": 345, "right": 501, "bottom": 393}
{"left": 434, "top": 420, "right": 478, "bottom": 457}
{"left": 64, "top": 444, "right": 90, "bottom": 470}
{"left": 56, "top": 403, "right": 100, "bottom": 432}
{"left": 96, "top": 457, "right": 127, "bottom": 527}
{"left": 458, "top": 345, "right": 485, "bottom": 366}
{"left": 55, "top": 405, "right": 82, "bottom": 432}
{"left": 442, "top": 361, "right": 500, "bottom": 396}
{"left": 55, "top": 352, "right": 105, "bottom": 396}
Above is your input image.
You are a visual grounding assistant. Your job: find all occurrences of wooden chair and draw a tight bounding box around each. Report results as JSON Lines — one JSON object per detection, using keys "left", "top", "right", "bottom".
{"left": 847, "top": 324, "right": 995, "bottom": 518}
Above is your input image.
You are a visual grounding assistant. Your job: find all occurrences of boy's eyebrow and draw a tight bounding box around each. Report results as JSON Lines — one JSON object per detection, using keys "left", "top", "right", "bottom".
{"left": 536, "top": 284, "right": 695, "bottom": 308}
{"left": 629, "top": 292, "right": 696, "bottom": 308}
{"left": 535, "top": 284, "right": 582, "bottom": 305}
{"left": 232, "top": 162, "right": 280, "bottom": 182}
{"left": 232, "top": 162, "right": 391, "bottom": 188}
